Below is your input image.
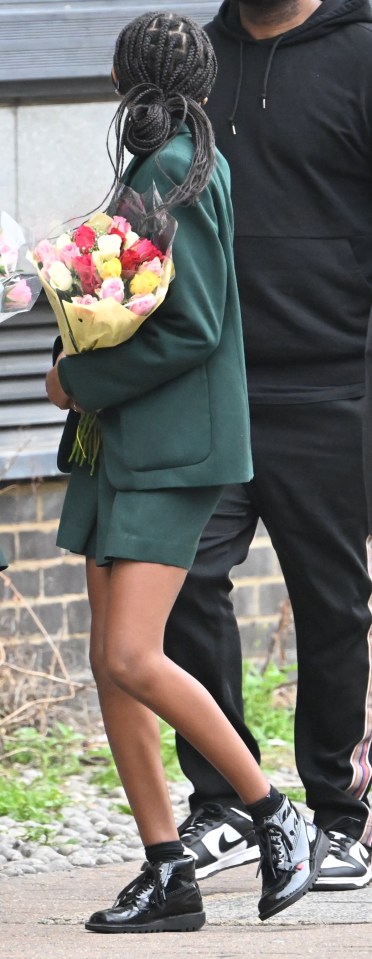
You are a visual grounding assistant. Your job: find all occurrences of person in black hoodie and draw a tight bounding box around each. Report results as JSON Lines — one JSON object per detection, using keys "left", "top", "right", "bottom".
{"left": 164, "top": 0, "right": 372, "bottom": 890}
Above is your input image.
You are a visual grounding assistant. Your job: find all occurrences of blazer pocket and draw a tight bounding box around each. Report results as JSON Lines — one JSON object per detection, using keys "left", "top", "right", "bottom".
{"left": 108, "top": 365, "right": 212, "bottom": 473}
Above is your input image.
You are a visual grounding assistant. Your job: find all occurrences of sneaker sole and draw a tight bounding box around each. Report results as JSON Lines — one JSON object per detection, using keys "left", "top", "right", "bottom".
{"left": 195, "top": 845, "right": 260, "bottom": 879}
{"left": 259, "top": 829, "right": 331, "bottom": 922}
{"left": 85, "top": 912, "right": 206, "bottom": 934}
{"left": 314, "top": 871, "right": 372, "bottom": 891}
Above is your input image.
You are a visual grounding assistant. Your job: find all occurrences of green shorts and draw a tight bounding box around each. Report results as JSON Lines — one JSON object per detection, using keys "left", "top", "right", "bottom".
{"left": 57, "top": 459, "right": 223, "bottom": 570}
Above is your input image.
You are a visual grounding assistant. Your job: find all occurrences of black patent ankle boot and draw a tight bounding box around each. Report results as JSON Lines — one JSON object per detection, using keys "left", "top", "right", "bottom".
{"left": 85, "top": 855, "right": 205, "bottom": 933}
{"left": 254, "top": 796, "right": 330, "bottom": 921}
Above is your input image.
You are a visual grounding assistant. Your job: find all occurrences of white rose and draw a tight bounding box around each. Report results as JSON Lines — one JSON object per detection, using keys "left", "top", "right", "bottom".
{"left": 97, "top": 234, "right": 122, "bottom": 258}
{"left": 124, "top": 231, "right": 140, "bottom": 249}
{"left": 55, "top": 232, "right": 72, "bottom": 249}
{"left": 48, "top": 261, "right": 73, "bottom": 292}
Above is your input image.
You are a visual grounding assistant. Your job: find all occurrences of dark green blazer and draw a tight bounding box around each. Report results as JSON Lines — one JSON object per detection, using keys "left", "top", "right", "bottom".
{"left": 58, "top": 131, "right": 253, "bottom": 490}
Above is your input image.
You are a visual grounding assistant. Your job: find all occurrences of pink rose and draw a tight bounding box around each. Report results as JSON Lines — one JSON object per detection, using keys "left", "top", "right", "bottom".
{"left": 72, "top": 294, "right": 98, "bottom": 306}
{"left": 131, "top": 238, "right": 164, "bottom": 263}
{"left": 42, "top": 250, "right": 61, "bottom": 276}
{"left": 128, "top": 293, "right": 156, "bottom": 315}
{"left": 59, "top": 242, "right": 80, "bottom": 269}
{"left": 138, "top": 256, "right": 163, "bottom": 277}
{"left": 0, "top": 242, "right": 18, "bottom": 272}
{"left": 5, "top": 278, "right": 32, "bottom": 306}
{"left": 34, "top": 239, "right": 55, "bottom": 264}
{"left": 109, "top": 216, "right": 131, "bottom": 239}
{"left": 100, "top": 277, "right": 125, "bottom": 303}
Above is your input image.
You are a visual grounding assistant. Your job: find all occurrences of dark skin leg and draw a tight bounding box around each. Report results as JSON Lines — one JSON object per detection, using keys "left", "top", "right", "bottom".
{"left": 87, "top": 557, "right": 270, "bottom": 847}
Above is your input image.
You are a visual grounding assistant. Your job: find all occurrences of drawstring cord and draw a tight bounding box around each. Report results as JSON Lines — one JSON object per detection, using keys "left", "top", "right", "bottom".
{"left": 261, "top": 34, "right": 284, "bottom": 109}
{"left": 229, "top": 33, "right": 285, "bottom": 133}
{"left": 229, "top": 41, "right": 244, "bottom": 135}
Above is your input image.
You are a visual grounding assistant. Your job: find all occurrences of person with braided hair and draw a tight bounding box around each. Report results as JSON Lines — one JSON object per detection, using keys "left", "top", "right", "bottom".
{"left": 45, "top": 11, "right": 329, "bottom": 933}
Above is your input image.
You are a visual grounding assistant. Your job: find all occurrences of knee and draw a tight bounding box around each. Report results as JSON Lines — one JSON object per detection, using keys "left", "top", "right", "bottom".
{"left": 105, "top": 650, "right": 160, "bottom": 699}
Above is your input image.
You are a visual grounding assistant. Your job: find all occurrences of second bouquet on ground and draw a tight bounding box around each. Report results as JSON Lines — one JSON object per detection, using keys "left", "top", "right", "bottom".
{"left": 29, "top": 184, "right": 177, "bottom": 355}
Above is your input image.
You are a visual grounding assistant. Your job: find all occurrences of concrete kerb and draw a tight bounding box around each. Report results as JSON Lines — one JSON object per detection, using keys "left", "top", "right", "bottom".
{"left": 0, "top": 858, "right": 371, "bottom": 959}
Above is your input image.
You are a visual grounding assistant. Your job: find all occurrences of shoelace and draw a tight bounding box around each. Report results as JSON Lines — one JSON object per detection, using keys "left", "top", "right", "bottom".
{"left": 255, "top": 821, "right": 294, "bottom": 878}
{"left": 327, "top": 833, "right": 349, "bottom": 856}
{"left": 180, "top": 803, "right": 226, "bottom": 841}
{"left": 114, "top": 862, "right": 166, "bottom": 909}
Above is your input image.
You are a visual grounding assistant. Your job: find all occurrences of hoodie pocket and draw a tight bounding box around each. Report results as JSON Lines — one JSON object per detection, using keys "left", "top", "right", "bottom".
{"left": 234, "top": 235, "right": 372, "bottom": 368}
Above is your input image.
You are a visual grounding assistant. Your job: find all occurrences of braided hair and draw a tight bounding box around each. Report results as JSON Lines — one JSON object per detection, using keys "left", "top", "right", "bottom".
{"left": 108, "top": 11, "right": 217, "bottom": 212}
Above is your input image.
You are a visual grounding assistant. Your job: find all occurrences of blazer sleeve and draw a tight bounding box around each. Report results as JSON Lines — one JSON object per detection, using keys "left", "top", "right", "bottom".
{"left": 57, "top": 153, "right": 228, "bottom": 413}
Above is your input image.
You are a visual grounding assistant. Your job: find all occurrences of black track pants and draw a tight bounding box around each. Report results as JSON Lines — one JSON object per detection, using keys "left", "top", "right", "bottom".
{"left": 164, "top": 399, "right": 372, "bottom": 845}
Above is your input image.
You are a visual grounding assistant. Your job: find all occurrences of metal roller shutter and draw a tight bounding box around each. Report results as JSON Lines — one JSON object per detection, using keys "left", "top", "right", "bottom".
{"left": 0, "top": 299, "right": 66, "bottom": 479}
{"left": 0, "top": 1, "right": 219, "bottom": 100}
{"left": 0, "top": 0, "right": 219, "bottom": 479}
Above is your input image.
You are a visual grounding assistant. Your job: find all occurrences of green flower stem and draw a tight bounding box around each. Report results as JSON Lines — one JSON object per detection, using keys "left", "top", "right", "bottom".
{"left": 68, "top": 412, "right": 101, "bottom": 475}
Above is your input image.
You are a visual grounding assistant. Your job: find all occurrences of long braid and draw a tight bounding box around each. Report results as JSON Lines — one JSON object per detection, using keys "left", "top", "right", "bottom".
{"left": 108, "top": 11, "right": 217, "bottom": 212}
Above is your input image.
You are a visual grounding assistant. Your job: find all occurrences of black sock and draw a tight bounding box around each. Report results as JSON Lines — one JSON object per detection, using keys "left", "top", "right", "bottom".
{"left": 246, "top": 785, "right": 283, "bottom": 823}
{"left": 145, "top": 840, "right": 184, "bottom": 864}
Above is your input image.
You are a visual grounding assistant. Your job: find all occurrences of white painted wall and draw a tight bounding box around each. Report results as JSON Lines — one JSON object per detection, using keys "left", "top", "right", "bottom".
{"left": 0, "top": 100, "right": 127, "bottom": 239}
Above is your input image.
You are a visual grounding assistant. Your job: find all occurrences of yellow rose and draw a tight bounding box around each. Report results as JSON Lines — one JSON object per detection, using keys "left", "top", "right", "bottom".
{"left": 130, "top": 270, "right": 159, "bottom": 295}
{"left": 99, "top": 257, "right": 122, "bottom": 279}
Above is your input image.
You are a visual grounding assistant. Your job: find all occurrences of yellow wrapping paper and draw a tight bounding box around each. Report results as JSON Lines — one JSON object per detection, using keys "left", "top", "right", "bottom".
{"left": 29, "top": 255, "right": 174, "bottom": 355}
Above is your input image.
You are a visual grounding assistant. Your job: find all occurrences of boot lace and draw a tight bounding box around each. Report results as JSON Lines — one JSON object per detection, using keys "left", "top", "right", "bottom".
{"left": 255, "top": 821, "right": 294, "bottom": 878}
{"left": 327, "top": 832, "right": 350, "bottom": 856}
{"left": 179, "top": 803, "right": 225, "bottom": 841}
{"left": 114, "top": 862, "right": 166, "bottom": 909}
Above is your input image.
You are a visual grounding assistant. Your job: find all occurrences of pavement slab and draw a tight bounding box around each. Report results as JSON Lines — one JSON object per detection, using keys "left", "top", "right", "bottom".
{"left": 1, "top": 859, "right": 371, "bottom": 959}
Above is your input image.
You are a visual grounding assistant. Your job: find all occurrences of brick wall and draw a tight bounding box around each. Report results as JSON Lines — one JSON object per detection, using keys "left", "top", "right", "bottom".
{"left": 0, "top": 478, "right": 293, "bottom": 684}
{"left": 0, "top": 480, "right": 91, "bottom": 686}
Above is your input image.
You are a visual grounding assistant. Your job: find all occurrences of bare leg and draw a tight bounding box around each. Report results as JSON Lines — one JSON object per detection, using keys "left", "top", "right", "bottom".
{"left": 102, "top": 559, "right": 270, "bottom": 837}
{"left": 85, "top": 558, "right": 328, "bottom": 930}
{"left": 87, "top": 559, "right": 179, "bottom": 844}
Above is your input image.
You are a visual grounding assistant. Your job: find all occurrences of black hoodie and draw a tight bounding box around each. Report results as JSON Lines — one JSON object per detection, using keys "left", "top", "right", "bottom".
{"left": 205, "top": 0, "right": 372, "bottom": 401}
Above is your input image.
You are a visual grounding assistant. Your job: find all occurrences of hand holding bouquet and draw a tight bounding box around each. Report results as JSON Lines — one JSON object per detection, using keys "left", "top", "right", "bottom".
{"left": 29, "top": 184, "right": 177, "bottom": 355}
{"left": 0, "top": 212, "right": 41, "bottom": 322}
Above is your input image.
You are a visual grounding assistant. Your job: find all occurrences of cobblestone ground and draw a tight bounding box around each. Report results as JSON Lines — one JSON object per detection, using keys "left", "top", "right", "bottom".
{"left": 0, "top": 764, "right": 304, "bottom": 879}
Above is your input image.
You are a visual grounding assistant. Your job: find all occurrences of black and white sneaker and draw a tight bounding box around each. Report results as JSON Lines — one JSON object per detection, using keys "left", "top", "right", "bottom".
{"left": 314, "top": 831, "right": 372, "bottom": 890}
{"left": 178, "top": 802, "right": 260, "bottom": 879}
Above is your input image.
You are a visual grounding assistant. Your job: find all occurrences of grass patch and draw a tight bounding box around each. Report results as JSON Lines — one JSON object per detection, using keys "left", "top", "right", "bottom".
{"left": 284, "top": 787, "right": 306, "bottom": 804}
{"left": 242, "top": 661, "right": 296, "bottom": 745}
{"left": 0, "top": 662, "right": 297, "bottom": 825}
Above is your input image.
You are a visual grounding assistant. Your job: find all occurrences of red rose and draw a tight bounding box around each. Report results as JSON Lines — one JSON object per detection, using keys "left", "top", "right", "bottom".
{"left": 120, "top": 248, "right": 141, "bottom": 277}
{"left": 131, "top": 238, "right": 164, "bottom": 263}
{"left": 73, "top": 225, "right": 97, "bottom": 253}
{"left": 72, "top": 254, "right": 100, "bottom": 295}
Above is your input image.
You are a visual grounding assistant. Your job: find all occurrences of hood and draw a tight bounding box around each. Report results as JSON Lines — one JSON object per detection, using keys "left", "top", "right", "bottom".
{"left": 209, "top": 0, "right": 372, "bottom": 121}
{"left": 214, "top": 0, "right": 372, "bottom": 44}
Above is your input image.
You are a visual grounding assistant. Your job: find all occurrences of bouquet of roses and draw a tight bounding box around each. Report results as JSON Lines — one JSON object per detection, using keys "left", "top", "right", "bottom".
{"left": 0, "top": 212, "right": 41, "bottom": 322}
{"left": 29, "top": 183, "right": 177, "bottom": 356}
{"left": 29, "top": 184, "right": 177, "bottom": 472}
